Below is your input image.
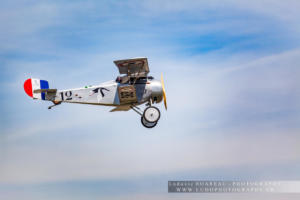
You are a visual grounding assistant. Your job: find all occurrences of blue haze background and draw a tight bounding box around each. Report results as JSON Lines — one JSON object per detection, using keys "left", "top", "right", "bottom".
{"left": 1, "top": 0, "right": 300, "bottom": 199}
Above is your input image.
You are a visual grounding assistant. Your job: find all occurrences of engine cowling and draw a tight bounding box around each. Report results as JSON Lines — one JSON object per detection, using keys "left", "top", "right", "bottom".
{"left": 150, "top": 80, "right": 163, "bottom": 103}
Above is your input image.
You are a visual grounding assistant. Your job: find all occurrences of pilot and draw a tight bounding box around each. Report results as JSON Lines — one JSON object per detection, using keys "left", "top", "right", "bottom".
{"left": 116, "top": 76, "right": 121, "bottom": 83}
{"left": 116, "top": 76, "right": 130, "bottom": 84}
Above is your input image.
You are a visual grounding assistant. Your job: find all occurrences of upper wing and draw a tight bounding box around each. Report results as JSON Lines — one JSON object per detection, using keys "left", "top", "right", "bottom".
{"left": 114, "top": 57, "right": 149, "bottom": 77}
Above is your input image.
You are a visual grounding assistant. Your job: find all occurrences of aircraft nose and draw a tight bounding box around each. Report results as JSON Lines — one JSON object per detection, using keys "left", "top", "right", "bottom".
{"left": 150, "top": 80, "right": 163, "bottom": 103}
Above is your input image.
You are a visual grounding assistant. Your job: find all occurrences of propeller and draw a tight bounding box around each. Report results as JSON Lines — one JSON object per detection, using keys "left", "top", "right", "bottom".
{"left": 161, "top": 73, "right": 167, "bottom": 110}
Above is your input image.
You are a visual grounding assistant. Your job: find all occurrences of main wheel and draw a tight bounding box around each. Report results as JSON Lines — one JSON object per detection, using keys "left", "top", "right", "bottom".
{"left": 143, "top": 106, "right": 160, "bottom": 123}
{"left": 141, "top": 116, "right": 157, "bottom": 128}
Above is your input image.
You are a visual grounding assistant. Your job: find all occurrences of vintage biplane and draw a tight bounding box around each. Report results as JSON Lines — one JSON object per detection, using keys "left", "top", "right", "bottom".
{"left": 23, "top": 58, "right": 167, "bottom": 128}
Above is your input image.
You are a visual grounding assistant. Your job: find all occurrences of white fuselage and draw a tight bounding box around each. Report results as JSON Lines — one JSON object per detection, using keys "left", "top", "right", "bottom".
{"left": 51, "top": 79, "right": 161, "bottom": 106}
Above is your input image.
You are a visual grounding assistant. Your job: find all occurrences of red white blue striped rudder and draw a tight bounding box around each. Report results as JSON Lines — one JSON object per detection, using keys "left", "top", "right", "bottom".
{"left": 23, "top": 78, "right": 49, "bottom": 100}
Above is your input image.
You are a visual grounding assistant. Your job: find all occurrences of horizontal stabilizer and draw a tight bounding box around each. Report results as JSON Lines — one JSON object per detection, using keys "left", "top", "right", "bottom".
{"left": 33, "top": 89, "right": 57, "bottom": 93}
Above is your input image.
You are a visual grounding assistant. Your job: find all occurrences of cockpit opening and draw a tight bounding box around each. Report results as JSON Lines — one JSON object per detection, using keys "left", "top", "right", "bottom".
{"left": 116, "top": 76, "right": 153, "bottom": 84}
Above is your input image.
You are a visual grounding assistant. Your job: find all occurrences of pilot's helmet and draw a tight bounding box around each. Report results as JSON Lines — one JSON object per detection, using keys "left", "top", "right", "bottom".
{"left": 116, "top": 76, "right": 121, "bottom": 82}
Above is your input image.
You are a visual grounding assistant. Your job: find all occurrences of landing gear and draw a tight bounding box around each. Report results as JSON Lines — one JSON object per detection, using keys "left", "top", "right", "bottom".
{"left": 141, "top": 116, "right": 157, "bottom": 128}
{"left": 143, "top": 106, "right": 160, "bottom": 123}
{"left": 131, "top": 105, "right": 161, "bottom": 128}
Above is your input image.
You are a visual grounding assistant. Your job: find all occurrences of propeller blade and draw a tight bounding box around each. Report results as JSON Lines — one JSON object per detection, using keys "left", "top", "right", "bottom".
{"left": 161, "top": 73, "right": 167, "bottom": 110}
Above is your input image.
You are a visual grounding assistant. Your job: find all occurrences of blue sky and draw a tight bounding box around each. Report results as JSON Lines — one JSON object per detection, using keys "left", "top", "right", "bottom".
{"left": 1, "top": 0, "right": 300, "bottom": 199}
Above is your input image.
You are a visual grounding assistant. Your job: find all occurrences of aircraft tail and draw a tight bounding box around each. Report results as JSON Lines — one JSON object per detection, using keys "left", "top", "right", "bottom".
{"left": 24, "top": 78, "right": 56, "bottom": 100}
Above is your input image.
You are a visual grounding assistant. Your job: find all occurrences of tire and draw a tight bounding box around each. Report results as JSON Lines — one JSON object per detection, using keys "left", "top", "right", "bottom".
{"left": 143, "top": 106, "right": 160, "bottom": 123}
{"left": 141, "top": 116, "right": 157, "bottom": 128}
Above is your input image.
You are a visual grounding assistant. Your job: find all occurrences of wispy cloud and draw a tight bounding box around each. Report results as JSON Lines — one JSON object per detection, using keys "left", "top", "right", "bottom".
{"left": 1, "top": 47, "right": 300, "bottom": 184}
